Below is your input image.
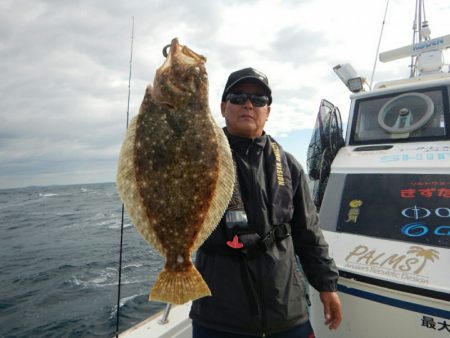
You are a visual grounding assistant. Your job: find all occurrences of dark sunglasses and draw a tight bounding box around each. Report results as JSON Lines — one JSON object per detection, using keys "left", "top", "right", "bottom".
{"left": 226, "top": 92, "right": 269, "bottom": 107}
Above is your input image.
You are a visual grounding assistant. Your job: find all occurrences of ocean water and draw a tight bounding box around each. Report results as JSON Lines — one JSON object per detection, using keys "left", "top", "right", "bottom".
{"left": 0, "top": 182, "right": 167, "bottom": 337}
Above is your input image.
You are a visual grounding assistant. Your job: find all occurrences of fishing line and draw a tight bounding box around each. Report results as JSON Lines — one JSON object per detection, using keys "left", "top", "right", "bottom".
{"left": 115, "top": 16, "right": 134, "bottom": 338}
{"left": 370, "top": 0, "right": 390, "bottom": 89}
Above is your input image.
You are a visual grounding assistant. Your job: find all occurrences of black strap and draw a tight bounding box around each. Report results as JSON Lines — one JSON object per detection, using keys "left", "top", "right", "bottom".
{"left": 201, "top": 223, "right": 291, "bottom": 258}
{"left": 259, "top": 223, "right": 290, "bottom": 251}
{"left": 264, "top": 136, "right": 294, "bottom": 225}
{"left": 242, "top": 223, "right": 291, "bottom": 260}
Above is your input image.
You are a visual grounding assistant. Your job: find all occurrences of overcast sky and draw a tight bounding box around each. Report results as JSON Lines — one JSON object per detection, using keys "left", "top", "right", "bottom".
{"left": 1, "top": 0, "right": 449, "bottom": 189}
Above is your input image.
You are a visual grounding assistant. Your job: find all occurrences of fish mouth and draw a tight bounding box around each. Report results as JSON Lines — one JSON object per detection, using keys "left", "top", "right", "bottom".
{"left": 152, "top": 38, "right": 207, "bottom": 106}
{"left": 163, "top": 38, "right": 206, "bottom": 67}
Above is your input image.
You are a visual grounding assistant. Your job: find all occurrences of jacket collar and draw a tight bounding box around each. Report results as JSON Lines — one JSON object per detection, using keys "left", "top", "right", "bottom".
{"left": 223, "top": 128, "right": 267, "bottom": 152}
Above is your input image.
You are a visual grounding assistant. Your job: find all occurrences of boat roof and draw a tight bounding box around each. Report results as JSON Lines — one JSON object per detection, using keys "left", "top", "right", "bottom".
{"left": 350, "top": 72, "right": 450, "bottom": 100}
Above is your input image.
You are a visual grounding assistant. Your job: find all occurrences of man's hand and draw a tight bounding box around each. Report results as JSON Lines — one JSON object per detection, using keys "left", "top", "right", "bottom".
{"left": 320, "top": 291, "right": 342, "bottom": 330}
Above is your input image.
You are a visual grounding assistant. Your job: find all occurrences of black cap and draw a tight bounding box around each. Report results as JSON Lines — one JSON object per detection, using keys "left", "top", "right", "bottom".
{"left": 221, "top": 67, "right": 272, "bottom": 105}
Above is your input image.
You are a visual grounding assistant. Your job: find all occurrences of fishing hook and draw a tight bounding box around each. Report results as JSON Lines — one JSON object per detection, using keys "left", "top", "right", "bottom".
{"left": 162, "top": 44, "right": 171, "bottom": 57}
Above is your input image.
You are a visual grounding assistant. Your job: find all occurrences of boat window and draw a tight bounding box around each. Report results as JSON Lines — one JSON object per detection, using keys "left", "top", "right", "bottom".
{"left": 350, "top": 87, "right": 449, "bottom": 145}
{"left": 334, "top": 173, "right": 450, "bottom": 248}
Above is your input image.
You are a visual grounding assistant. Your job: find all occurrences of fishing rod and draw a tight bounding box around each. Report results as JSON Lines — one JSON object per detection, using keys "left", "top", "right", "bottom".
{"left": 115, "top": 16, "right": 134, "bottom": 338}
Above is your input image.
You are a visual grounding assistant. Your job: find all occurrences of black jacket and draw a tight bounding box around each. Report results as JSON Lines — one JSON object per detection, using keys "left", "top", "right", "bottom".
{"left": 189, "top": 131, "right": 338, "bottom": 336}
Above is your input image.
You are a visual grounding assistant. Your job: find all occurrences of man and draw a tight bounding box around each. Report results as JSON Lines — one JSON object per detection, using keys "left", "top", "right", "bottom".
{"left": 189, "top": 67, "right": 342, "bottom": 338}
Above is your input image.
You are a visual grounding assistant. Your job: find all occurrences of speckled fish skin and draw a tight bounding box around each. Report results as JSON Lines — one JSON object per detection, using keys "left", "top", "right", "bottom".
{"left": 116, "top": 38, "right": 234, "bottom": 304}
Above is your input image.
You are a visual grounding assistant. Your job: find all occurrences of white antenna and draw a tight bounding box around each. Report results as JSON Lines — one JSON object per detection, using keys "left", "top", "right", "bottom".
{"left": 410, "top": 0, "right": 427, "bottom": 77}
{"left": 370, "top": 0, "right": 390, "bottom": 89}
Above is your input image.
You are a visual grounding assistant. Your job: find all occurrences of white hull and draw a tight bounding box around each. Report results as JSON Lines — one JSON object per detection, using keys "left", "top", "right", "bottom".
{"left": 119, "top": 302, "right": 192, "bottom": 338}
{"left": 311, "top": 277, "right": 449, "bottom": 338}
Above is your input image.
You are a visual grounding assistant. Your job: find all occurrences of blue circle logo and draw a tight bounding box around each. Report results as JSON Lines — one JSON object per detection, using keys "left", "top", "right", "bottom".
{"left": 401, "top": 222, "right": 429, "bottom": 237}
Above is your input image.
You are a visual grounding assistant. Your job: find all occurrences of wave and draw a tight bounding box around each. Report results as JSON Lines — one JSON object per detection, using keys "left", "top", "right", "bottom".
{"left": 123, "top": 263, "right": 144, "bottom": 269}
{"left": 70, "top": 267, "right": 147, "bottom": 289}
{"left": 120, "top": 294, "right": 141, "bottom": 307}
{"left": 39, "top": 193, "right": 58, "bottom": 197}
{"left": 0, "top": 182, "right": 158, "bottom": 338}
{"left": 109, "top": 293, "right": 145, "bottom": 319}
{"left": 108, "top": 222, "right": 133, "bottom": 229}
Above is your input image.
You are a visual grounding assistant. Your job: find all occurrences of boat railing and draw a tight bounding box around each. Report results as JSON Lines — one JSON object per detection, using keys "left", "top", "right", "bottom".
{"left": 158, "top": 304, "right": 172, "bottom": 325}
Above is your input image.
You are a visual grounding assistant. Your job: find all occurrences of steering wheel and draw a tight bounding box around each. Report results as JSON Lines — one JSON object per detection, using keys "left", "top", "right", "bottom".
{"left": 378, "top": 93, "right": 434, "bottom": 134}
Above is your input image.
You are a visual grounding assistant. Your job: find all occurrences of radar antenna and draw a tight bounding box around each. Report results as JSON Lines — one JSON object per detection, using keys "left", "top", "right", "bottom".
{"left": 379, "top": 0, "right": 450, "bottom": 76}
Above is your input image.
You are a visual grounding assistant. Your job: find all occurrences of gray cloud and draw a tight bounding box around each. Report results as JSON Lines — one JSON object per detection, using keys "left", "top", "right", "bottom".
{"left": 2, "top": 0, "right": 446, "bottom": 188}
{"left": 270, "top": 26, "right": 327, "bottom": 64}
{"left": 0, "top": 0, "right": 232, "bottom": 188}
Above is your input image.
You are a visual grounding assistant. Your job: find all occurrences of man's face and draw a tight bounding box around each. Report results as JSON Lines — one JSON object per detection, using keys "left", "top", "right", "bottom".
{"left": 221, "top": 83, "right": 271, "bottom": 139}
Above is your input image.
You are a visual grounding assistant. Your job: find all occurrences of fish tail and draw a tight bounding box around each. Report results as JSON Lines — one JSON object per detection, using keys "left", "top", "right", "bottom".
{"left": 149, "top": 265, "right": 211, "bottom": 304}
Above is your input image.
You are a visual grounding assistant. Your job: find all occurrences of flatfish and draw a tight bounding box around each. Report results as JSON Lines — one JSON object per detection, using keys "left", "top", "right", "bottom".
{"left": 116, "top": 38, "right": 234, "bottom": 304}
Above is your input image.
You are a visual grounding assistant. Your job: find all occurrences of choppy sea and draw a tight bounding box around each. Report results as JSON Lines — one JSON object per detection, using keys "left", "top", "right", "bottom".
{"left": 0, "top": 182, "right": 167, "bottom": 338}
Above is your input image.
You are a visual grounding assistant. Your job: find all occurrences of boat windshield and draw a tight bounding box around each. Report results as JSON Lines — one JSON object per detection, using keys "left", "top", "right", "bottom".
{"left": 350, "top": 86, "right": 449, "bottom": 145}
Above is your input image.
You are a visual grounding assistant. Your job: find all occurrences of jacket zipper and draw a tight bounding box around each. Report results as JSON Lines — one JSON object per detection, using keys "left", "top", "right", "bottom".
{"left": 247, "top": 141, "right": 268, "bottom": 337}
{"left": 259, "top": 255, "right": 267, "bottom": 336}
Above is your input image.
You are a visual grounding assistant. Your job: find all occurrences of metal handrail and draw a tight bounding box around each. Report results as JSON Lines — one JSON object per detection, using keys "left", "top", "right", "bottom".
{"left": 158, "top": 304, "right": 172, "bottom": 325}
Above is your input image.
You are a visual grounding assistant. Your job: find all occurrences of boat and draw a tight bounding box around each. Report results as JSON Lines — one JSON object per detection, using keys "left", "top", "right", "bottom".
{"left": 308, "top": 1, "right": 450, "bottom": 337}
{"left": 118, "top": 1, "right": 449, "bottom": 337}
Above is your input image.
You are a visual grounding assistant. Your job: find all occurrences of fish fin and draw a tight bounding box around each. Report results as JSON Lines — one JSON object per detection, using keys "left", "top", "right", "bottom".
{"left": 192, "top": 123, "right": 235, "bottom": 250}
{"left": 149, "top": 265, "right": 211, "bottom": 305}
{"left": 116, "top": 106, "right": 165, "bottom": 256}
